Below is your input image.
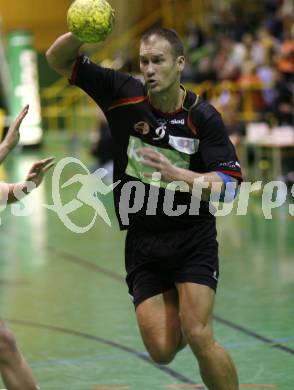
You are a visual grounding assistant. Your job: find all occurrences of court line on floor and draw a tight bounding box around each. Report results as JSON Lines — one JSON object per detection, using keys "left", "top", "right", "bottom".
{"left": 6, "top": 318, "right": 200, "bottom": 387}
{"left": 45, "top": 245, "right": 294, "bottom": 357}
{"left": 165, "top": 385, "right": 276, "bottom": 389}
{"left": 31, "top": 353, "right": 136, "bottom": 368}
{"left": 221, "top": 336, "right": 294, "bottom": 349}
{"left": 47, "top": 246, "right": 125, "bottom": 283}
{"left": 92, "top": 387, "right": 129, "bottom": 390}
{"left": 0, "top": 278, "right": 28, "bottom": 286}
{"left": 213, "top": 315, "right": 294, "bottom": 355}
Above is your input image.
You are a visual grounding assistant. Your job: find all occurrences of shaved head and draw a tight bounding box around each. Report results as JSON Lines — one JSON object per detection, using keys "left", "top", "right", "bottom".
{"left": 141, "top": 27, "right": 184, "bottom": 60}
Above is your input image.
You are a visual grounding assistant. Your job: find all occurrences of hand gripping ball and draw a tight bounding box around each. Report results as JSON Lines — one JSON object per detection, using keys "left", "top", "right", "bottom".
{"left": 67, "top": 0, "right": 115, "bottom": 43}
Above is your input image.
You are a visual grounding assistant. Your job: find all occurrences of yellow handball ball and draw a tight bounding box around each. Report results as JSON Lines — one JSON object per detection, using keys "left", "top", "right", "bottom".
{"left": 67, "top": 0, "right": 115, "bottom": 43}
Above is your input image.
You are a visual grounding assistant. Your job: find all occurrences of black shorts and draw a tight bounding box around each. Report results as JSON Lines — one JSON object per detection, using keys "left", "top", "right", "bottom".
{"left": 125, "top": 218, "right": 219, "bottom": 308}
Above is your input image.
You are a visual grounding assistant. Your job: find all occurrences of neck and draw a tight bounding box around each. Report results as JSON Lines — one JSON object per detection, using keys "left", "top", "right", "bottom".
{"left": 149, "top": 82, "right": 184, "bottom": 113}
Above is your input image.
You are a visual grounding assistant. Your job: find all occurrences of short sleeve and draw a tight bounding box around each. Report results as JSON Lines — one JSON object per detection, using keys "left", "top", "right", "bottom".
{"left": 192, "top": 102, "right": 243, "bottom": 182}
{"left": 69, "top": 55, "right": 132, "bottom": 112}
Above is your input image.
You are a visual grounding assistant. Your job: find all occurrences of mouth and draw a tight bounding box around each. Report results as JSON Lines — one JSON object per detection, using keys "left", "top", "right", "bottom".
{"left": 147, "top": 79, "right": 158, "bottom": 88}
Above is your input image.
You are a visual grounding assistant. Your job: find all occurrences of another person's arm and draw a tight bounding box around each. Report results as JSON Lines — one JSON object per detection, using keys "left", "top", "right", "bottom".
{"left": 0, "top": 105, "right": 29, "bottom": 163}
{"left": 0, "top": 105, "right": 55, "bottom": 204}
{"left": 1, "top": 157, "right": 55, "bottom": 204}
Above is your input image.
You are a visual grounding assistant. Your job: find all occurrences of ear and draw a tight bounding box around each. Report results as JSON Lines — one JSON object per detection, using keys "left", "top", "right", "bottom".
{"left": 176, "top": 56, "right": 185, "bottom": 72}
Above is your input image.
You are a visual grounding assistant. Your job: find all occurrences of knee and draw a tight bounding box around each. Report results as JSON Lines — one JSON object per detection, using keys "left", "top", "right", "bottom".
{"left": 147, "top": 342, "right": 177, "bottom": 365}
{"left": 0, "top": 322, "right": 17, "bottom": 362}
{"left": 149, "top": 351, "right": 175, "bottom": 365}
{"left": 183, "top": 323, "right": 214, "bottom": 356}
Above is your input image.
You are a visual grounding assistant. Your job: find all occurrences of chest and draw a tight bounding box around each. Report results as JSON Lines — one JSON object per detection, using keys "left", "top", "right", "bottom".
{"left": 108, "top": 102, "right": 199, "bottom": 155}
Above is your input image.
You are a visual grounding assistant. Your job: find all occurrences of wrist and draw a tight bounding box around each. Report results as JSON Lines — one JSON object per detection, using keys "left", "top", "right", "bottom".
{"left": 22, "top": 182, "right": 30, "bottom": 195}
{"left": 67, "top": 32, "right": 83, "bottom": 46}
{"left": 0, "top": 142, "right": 12, "bottom": 163}
{"left": 173, "top": 167, "right": 186, "bottom": 182}
{"left": 1, "top": 141, "right": 12, "bottom": 152}
{"left": 7, "top": 182, "right": 28, "bottom": 203}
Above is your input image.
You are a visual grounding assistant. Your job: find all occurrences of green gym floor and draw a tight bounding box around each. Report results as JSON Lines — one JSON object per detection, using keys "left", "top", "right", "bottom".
{"left": 0, "top": 134, "right": 293, "bottom": 390}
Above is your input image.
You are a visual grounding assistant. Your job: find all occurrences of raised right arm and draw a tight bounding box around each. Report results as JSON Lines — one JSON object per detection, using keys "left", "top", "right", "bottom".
{"left": 46, "top": 31, "right": 135, "bottom": 114}
{"left": 46, "top": 32, "right": 83, "bottom": 77}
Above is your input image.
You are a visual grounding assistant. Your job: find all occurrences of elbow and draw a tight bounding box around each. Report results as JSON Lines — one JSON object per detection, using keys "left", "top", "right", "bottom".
{"left": 46, "top": 49, "right": 75, "bottom": 78}
{"left": 45, "top": 47, "right": 65, "bottom": 76}
{"left": 46, "top": 49, "right": 59, "bottom": 71}
{"left": 45, "top": 50, "right": 71, "bottom": 77}
{"left": 46, "top": 49, "right": 56, "bottom": 70}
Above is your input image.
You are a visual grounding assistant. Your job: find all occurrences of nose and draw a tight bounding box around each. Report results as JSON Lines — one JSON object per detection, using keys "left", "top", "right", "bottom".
{"left": 146, "top": 63, "right": 155, "bottom": 77}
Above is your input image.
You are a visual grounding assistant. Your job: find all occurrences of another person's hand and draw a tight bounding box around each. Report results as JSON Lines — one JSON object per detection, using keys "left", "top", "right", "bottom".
{"left": 3, "top": 105, "right": 29, "bottom": 151}
{"left": 26, "top": 157, "right": 55, "bottom": 188}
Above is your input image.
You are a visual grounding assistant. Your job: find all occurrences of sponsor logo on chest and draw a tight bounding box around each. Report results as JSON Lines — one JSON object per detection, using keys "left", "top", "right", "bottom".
{"left": 170, "top": 118, "right": 185, "bottom": 125}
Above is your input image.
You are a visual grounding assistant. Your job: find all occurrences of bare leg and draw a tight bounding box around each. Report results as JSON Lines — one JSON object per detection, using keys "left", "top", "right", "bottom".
{"left": 177, "top": 283, "right": 239, "bottom": 390}
{"left": 0, "top": 320, "right": 38, "bottom": 390}
{"left": 136, "top": 289, "right": 186, "bottom": 364}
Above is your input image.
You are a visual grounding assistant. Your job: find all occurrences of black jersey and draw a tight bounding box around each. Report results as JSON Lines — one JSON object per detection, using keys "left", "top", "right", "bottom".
{"left": 69, "top": 55, "right": 243, "bottom": 231}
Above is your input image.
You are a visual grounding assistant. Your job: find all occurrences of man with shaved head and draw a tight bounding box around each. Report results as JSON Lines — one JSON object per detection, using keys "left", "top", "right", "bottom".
{"left": 47, "top": 26, "right": 242, "bottom": 389}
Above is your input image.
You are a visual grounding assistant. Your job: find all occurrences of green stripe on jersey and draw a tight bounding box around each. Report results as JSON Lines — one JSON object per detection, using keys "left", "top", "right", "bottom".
{"left": 126, "top": 135, "right": 191, "bottom": 189}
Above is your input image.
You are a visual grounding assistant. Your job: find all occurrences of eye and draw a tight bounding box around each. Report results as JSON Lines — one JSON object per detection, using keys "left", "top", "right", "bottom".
{"left": 140, "top": 59, "right": 148, "bottom": 65}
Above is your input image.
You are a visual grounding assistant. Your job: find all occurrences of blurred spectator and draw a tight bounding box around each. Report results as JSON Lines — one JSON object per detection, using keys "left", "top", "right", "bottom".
{"left": 256, "top": 27, "right": 280, "bottom": 63}
{"left": 238, "top": 61, "right": 265, "bottom": 112}
{"left": 264, "top": 0, "right": 284, "bottom": 40}
{"left": 213, "top": 36, "right": 240, "bottom": 81}
{"left": 256, "top": 57, "right": 276, "bottom": 109}
{"left": 238, "top": 32, "right": 267, "bottom": 66}
{"left": 277, "top": 39, "right": 294, "bottom": 79}
{"left": 273, "top": 71, "right": 294, "bottom": 125}
{"left": 223, "top": 107, "right": 246, "bottom": 148}
{"left": 185, "top": 22, "right": 205, "bottom": 51}
{"left": 210, "top": 93, "right": 245, "bottom": 147}
{"left": 186, "top": 41, "right": 217, "bottom": 83}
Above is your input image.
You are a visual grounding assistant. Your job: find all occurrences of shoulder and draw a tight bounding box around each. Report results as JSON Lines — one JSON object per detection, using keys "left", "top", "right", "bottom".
{"left": 72, "top": 55, "right": 144, "bottom": 92}
{"left": 117, "top": 73, "right": 145, "bottom": 95}
{"left": 187, "top": 95, "right": 227, "bottom": 138}
{"left": 189, "top": 97, "right": 221, "bottom": 125}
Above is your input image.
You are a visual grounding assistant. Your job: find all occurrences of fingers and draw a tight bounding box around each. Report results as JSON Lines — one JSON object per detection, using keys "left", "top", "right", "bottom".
{"left": 31, "top": 157, "right": 55, "bottom": 173}
{"left": 19, "top": 104, "right": 29, "bottom": 117}
{"left": 137, "top": 147, "right": 157, "bottom": 156}
{"left": 40, "top": 156, "right": 55, "bottom": 165}
{"left": 34, "top": 157, "right": 54, "bottom": 167}
{"left": 14, "top": 105, "right": 29, "bottom": 125}
{"left": 138, "top": 147, "right": 161, "bottom": 159}
{"left": 40, "top": 157, "right": 55, "bottom": 173}
{"left": 137, "top": 147, "right": 166, "bottom": 164}
{"left": 142, "top": 172, "right": 156, "bottom": 178}
{"left": 42, "top": 161, "right": 55, "bottom": 173}
{"left": 30, "top": 161, "right": 44, "bottom": 171}
{"left": 141, "top": 159, "right": 159, "bottom": 169}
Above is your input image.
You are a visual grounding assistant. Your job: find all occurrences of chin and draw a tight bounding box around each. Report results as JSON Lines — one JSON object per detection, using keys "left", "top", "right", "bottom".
{"left": 148, "top": 85, "right": 162, "bottom": 94}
